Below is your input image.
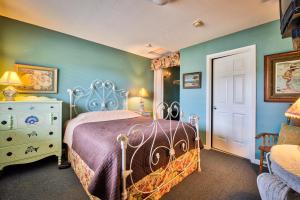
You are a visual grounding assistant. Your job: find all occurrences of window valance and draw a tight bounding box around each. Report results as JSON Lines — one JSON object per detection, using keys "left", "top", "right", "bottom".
{"left": 151, "top": 52, "right": 180, "bottom": 70}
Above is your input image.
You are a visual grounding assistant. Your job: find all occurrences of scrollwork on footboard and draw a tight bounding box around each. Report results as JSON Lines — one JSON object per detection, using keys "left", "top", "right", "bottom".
{"left": 117, "top": 102, "right": 201, "bottom": 200}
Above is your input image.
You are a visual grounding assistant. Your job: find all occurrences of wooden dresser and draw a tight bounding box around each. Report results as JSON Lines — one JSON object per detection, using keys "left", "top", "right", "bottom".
{"left": 0, "top": 97, "right": 62, "bottom": 170}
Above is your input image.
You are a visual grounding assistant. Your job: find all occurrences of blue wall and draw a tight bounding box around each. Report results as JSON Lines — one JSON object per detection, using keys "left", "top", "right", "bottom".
{"left": 180, "top": 20, "right": 293, "bottom": 159}
{"left": 0, "top": 16, "right": 153, "bottom": 123}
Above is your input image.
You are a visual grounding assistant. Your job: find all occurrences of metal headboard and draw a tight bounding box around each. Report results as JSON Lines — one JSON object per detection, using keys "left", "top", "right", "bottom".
{"left": 67, "top": 80, "right": 129, "bottom": 119}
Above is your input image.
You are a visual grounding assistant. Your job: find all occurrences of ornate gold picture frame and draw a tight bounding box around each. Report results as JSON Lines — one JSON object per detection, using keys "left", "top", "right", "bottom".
{"left": 15, "top": 63, "right": 58, "bottom": 94}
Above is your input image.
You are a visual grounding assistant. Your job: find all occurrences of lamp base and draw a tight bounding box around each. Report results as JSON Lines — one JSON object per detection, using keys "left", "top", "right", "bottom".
{"left": 139, "top": 97, "right": 145, "bottom": 113}
{"left": 3, "top": 86, "right": 18, "bottom": 101}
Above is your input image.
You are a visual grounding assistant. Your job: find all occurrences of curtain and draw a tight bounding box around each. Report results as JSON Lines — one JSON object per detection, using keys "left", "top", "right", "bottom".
{"left": 153, "top": 69, "right": 164, "bottom": 119}
{"left": 151, "top": 52, "right": 180, "bottom": 70}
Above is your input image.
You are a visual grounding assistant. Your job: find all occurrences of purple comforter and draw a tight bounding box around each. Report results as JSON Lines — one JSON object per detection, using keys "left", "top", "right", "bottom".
{"left": 72, "top": 116, "right": 203, "bottom": 200}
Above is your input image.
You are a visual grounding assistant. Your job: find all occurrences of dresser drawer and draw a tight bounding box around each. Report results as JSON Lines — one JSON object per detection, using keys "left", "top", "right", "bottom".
{"left": 0, "top": 112, "right": 60, "bottom": 131}
{"left": 0, "top": 140, "right": 59, "bottom": 163}
{"left": 0, "top": 102, "right": 60, "bottom": 113}
{"left": 0, "top": 103, "right": 31, "bottom": 112}
{"left": 0, "top": 115, "right": 13, "bottom": 131}
{"left": 15, "top": 112, "right": 60, "bottom": 129}
{"left": 0, "top": 128, "right": 60, "bottom": 148}
{"left": 28, "top": 103, "right": 60, "bottom": 113}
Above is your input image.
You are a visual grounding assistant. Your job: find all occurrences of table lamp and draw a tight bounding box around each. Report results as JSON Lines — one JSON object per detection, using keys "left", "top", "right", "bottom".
{"left": 285, "top": 98, "right": 300, "bottom": 119}
{"left": 138, "top": 88, "right": 149, "bottom": 113}
{"left": 0, "top": 71, "right": 23, "bottom": 101}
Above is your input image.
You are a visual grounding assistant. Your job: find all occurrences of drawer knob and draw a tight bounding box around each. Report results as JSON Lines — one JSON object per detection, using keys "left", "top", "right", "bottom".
{"left": 7, "top": 152, "right": 12, "bottom": 157}
{"left": 8, "top": 107, "right": 13, "bottom": 110}
{"left": 1, "top": 120, "right": 7, "bottom": 125}
{"left": 53, "top": 117, "right": 57, "bottom": 120}
{"left": 49, "top": 131, "right": 54, "bottom": 135}
{"left": 49, "top": 144, "right": 53, "bottom": 148}
{"left": 6, "top": 137, "right": 12, "bottom": 142}
{"left": 50, "top": 106, "right": 54, "bottom": 108}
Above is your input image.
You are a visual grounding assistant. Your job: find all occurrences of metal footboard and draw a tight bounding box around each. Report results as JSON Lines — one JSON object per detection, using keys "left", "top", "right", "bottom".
{"left": 117, "top": 102, "right": 201, "bottom": 200}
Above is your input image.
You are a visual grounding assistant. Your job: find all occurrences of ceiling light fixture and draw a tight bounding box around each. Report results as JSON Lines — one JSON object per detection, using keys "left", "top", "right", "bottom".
{"left": 151, "top": 0, "right": 169, "bottom": 6}
{"left": 193, "top": 19, "right": 204, "bottom": 28}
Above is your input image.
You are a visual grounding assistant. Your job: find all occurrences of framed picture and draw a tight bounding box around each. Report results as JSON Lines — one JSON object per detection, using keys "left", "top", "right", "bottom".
{"left": 15, "top": 63, "right": 58, "bottom": 94}
{"left": 183, "top": 72, "right": 201, "bottom": 89}
{"left": 264, "top": 50, "right": 300, "bottom": 102}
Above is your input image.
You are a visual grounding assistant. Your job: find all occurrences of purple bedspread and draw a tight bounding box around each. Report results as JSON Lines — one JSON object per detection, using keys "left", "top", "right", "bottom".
{"left": 72, "top": 116, "right": 203, "bottom": 200}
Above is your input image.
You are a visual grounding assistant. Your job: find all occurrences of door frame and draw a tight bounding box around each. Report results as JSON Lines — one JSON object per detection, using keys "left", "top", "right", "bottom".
{"left": 153, "top": 69, "right": 164, "bottom": 119}
{"left": 205, "top": 45, "right": 256, "bottom": 163}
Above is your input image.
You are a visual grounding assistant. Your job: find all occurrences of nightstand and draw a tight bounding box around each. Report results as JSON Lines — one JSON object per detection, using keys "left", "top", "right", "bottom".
{"left": 141, "top": 111, "right": 152, "bottom": 117}
{"left": 135, "top": 111, "right": 152, "bottom": 117}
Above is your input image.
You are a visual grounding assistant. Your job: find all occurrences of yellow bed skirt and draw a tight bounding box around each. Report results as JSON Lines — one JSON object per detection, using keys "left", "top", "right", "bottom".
{"left": 68, "top": 148, "right": 198, "bottom": 200}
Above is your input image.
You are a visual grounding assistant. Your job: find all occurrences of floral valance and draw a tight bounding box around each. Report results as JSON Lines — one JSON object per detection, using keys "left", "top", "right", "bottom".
{"left": 151, "top": 52, "right": 180, "bottom": 70}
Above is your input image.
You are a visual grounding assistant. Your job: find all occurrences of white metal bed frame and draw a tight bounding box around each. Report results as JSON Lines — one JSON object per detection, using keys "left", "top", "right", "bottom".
{"left": 67, "top": 80, "right": 201, "bottom": 200}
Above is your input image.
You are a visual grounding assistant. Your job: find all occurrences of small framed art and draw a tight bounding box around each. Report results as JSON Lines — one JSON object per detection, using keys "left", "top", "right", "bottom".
{"left": 15, "top": 63, "right": 58, "bottom": 94}
{"left": 264, "top": 50, "right": 300, "bottom": 102}
{"left": 183, "top": 72, "right": 201, "bottom": 89}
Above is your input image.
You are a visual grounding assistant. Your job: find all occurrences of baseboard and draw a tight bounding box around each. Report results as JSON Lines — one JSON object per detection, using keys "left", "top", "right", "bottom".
{"left": 204, "top": 147, "right": 264, "bottom": 166}
{"left": 251, "top": 159, "right": 267, "bottom": 166}
{"left": 203, "top": 145, "right": 265, "bottom": 166}
{"left": 251, "top": 159, "right": 260, "bottom": 165}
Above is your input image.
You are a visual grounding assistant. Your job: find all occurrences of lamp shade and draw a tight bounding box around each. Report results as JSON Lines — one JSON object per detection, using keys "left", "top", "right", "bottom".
{"left": 0, "top": 71, "right": 23, "bottom": 86}
{"left": 138, "top": 88, "right": 149, "bottom": 98}
{"left": 285, "top": 98, "right": 300, "bottom": 119}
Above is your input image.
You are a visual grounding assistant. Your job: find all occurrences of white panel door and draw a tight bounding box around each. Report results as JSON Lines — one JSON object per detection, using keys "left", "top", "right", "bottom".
{"left": 212, "top": 52, "right": 251, "bottom": 158}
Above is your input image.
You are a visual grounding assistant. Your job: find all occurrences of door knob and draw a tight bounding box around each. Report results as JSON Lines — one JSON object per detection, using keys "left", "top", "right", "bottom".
{"left": 213, "top": 106, "right": 217, "bottom": 110}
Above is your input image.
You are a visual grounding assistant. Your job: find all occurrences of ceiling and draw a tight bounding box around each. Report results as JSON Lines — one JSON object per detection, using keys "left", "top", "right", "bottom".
{"left": 0, "top": 0, "right": 279, "bottom": 58}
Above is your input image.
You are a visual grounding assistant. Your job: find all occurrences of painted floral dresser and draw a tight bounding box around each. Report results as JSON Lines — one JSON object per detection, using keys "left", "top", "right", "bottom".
{"left": 0, "top": 96, "right": 62, "bottom": 170}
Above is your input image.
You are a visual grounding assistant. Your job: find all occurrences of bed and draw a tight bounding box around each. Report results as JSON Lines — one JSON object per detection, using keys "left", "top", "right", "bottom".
{"left": 64, "top": 80, "right": 203, "bottom": 200}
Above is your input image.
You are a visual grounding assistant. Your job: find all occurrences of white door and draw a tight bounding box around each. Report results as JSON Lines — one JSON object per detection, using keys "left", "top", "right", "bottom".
{"left": 212, "top": 52, "right": 252, "bottom": 159}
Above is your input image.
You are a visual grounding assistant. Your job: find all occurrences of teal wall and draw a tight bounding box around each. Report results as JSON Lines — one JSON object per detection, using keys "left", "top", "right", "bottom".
{"left": 0, "top": 16, "right": 153, "bottom": 123}
{"left": 0, "top": 16, "right": 294, "bottom": 158}
{"left": 180, "top": 20, "right": 293, "bottom": 159}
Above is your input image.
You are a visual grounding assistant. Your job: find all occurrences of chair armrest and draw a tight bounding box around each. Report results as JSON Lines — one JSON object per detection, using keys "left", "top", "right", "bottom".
{"left": 255, "top": 132, "right": 278, "bottom": 139}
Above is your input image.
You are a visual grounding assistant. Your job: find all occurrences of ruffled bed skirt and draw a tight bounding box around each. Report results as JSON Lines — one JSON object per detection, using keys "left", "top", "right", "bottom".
{"left": 68, "top": 148, "right": 198, "bottom": 200}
